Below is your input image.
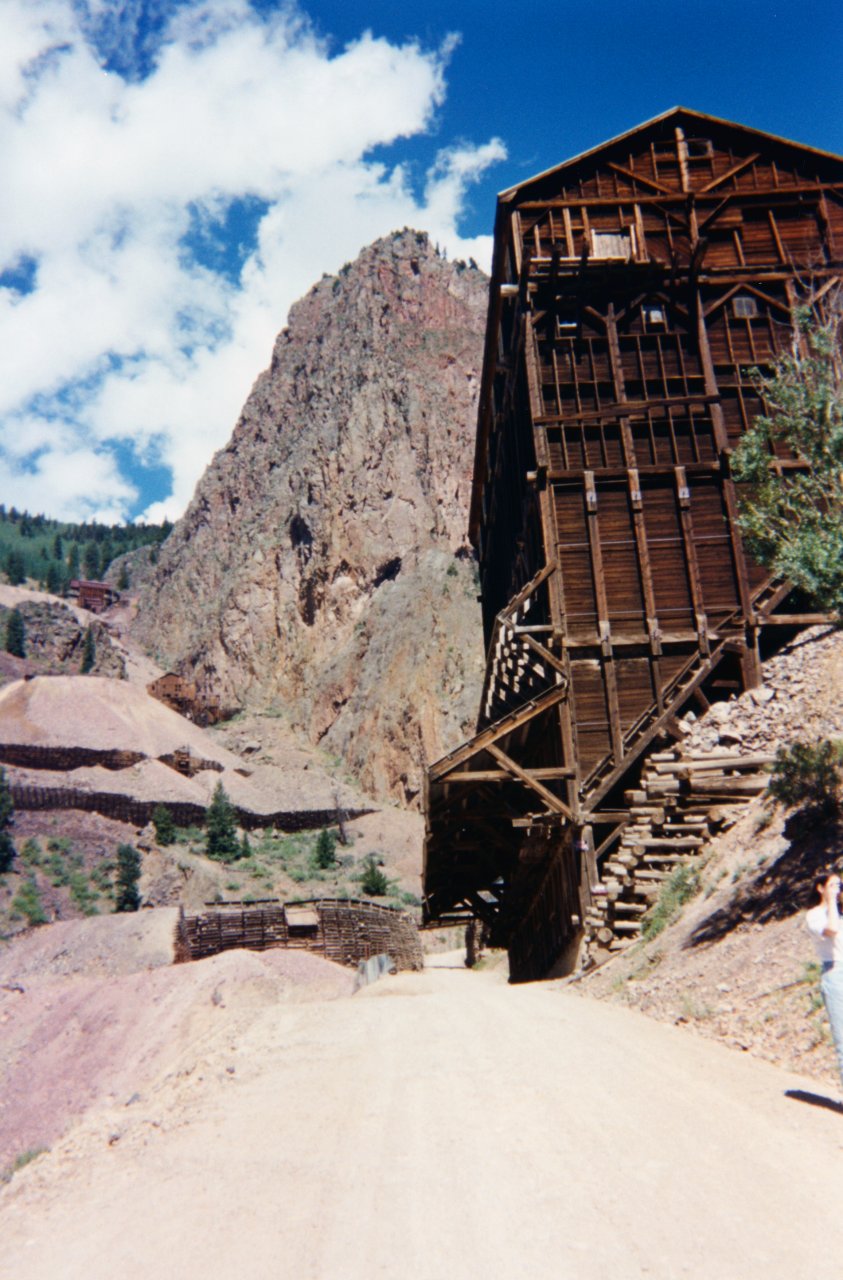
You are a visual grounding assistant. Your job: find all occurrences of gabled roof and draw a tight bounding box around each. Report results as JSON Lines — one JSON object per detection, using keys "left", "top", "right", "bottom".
{"left": 498, "top": 106, "right": 843, "bottom": 203}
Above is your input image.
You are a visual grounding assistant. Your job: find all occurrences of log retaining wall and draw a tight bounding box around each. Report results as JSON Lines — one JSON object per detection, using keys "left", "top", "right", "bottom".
{"left": 175, "top": 898, "right": 423, "bottom": 971}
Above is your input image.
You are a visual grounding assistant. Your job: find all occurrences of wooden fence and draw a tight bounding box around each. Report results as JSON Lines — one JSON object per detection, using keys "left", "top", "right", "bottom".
{"left": 175, "top": 898, "right": 424, "bottom": 971}
{"left": 9, "top": 781, "right": 372, "bottom": 833}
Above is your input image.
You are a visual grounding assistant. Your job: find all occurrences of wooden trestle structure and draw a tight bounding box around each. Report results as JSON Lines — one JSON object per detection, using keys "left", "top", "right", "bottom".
{"left": 423, "top": 108, "right": 843, "bottom": 981}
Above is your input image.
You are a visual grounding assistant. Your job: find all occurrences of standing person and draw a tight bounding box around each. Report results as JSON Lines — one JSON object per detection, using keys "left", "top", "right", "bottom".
{"left": 806, "top": 871, "right": 843, "bottom": 1093}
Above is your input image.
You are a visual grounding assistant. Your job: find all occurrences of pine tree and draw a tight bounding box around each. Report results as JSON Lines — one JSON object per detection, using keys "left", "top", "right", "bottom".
{"left": 117, "top": 562, "right": 130, "bottom": 590}
{"left": 205, "top": 783, "right": 239, "bottom": 860}
{"left": 359, "top": 854, "right": 389, "bottom": 897}
{"left": 239, "top": 830, "right": 252, "bottom": 860}
{"left": 314, "top": 828, "right": 337, "bottom": 869}
{"left": 732, "top": 302, "right": 843, "bottom": 614}
{"left": 80, "top": 625, "right": 96, "bottom": 674}
{"left": 114, "top": 843, "right": 141, "bottom": 912}
{"left": 46, "top": 561, "right": 63, "bottom": 595}
{"left": 5, "top": 608, "right": 25, "bottom": 658}
{"left": 152, "top": 804, "right": 176, "bottom": 845}
{"left": 5, "top": 550, "right": 26, "bottom": 586}
{"left": 0, "top": 767, "right": 15, "bottom": 873}
{"left": 67, "top": 543, "right": 80, "bottom": 577}
{"left": 83, "top": 540, "right": 100, "bottom": 579}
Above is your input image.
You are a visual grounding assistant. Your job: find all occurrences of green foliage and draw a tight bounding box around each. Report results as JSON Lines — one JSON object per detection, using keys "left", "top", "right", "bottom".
{"left": 152, "top": 803, "right": 176, "bottom": 845}
{"left": 239, "top": 830, "right": 252, "bottom": 860}
{"left": 314, "top": 828, "right": 337, "bottom": 869}
{"left": 82, "top": 540, "right": 101, "bottom": 579}
{"left": 45, "top": 560, "right": 66, "bottom": 595}
{"left": 5, "top": 548, "right": 26, "bottom": 586}
{"left": 114, "top": 843, "right": 141, "bottom": 912}
{"left": 731, "top": 305, "right": 843, "bottom": 614}
{"left": 80, "top": 625, "right": 96, "bottom": 674}
{"left": 5, "top": 607, "right": 25, "bottom": 657}
{"left": 19, "top": 838, "right": 42, "bottom": 867}
{"left": 69, "top": 870, "right": 100, "bottom": 915}
{"left": 641, "top": 862, "right": 702, "bottom": 942}
{"left": 205, "top": 783, "right": 239, "bottom": 860}
{"left": 0, "top": 767, "right": 15, "bottom": 873}
{"left": 0, "top": 512, "right": 168, "bottom": 601}
{"left": 117, "top": 561, "right": 130, "bottom": 590}
{"left": 90, "top": 860, "right": 114, "bottom": 893}
{"left": 359, "top": 854, "right": 389, "bottom": 897}
{"left": 11, "top": 879, "right": 47, "bottom": 926}
{"left": 768, "top": 738, "right": 842, "bottom": 816}
{"left": 1, "top": 1146, "right": 49, "bottom": 1185}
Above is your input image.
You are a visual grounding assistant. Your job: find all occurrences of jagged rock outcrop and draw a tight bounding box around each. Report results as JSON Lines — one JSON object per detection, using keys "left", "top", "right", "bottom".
{"left": 134, "top": 231, "right": 488, "bottom": 803}
{"left": 0, "top": 599, "right": 125, "bottom": 680}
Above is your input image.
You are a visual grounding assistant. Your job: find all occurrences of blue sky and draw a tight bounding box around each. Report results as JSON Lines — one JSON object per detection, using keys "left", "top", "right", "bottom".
{"left": 1, "top": 0, "right": 841, "bottom": 525}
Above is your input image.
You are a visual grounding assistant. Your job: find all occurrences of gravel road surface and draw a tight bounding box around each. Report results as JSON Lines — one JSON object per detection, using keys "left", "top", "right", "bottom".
{"left": 2, "top": 956, "right": 841, "bottom": 1279}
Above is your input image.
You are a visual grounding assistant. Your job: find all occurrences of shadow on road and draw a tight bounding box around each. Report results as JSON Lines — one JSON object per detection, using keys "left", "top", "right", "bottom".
{"left": 785, "top": 1089, "right": 843, "bottom": 1115}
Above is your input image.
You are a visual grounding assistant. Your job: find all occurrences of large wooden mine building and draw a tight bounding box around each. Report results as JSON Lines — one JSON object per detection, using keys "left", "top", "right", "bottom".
{"left": 423, "top": 108, "right": 843, "bottom": 980}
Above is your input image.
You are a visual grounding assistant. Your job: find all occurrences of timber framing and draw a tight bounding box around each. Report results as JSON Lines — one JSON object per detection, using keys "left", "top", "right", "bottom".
{"left": 423, "top": 108, "right": 843, "bottom": 981}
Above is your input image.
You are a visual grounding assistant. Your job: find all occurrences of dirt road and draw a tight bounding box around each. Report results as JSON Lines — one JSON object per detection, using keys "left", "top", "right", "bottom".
{"left": 2, "top": 956, "right": 842, "bottom": 1279}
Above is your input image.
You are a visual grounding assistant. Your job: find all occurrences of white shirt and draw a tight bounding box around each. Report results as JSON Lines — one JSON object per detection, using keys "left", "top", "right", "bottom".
{"left": 806, "top": 904, "right": 843, "bottom": 965}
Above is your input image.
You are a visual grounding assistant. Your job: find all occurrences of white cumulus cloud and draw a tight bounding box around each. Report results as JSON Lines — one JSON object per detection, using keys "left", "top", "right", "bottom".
{"left": 0, "top": 0, "right": 505, "bottom": 523}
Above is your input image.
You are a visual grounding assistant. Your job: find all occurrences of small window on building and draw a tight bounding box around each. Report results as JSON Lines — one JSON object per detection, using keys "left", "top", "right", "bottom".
{"left": 591, "top": 229, "right": 632, "bottom": 260}
{"left": 686, "top": 138, "right": 714, "bottom": 159}
{"left": 556, "top": 311, "right": 578, "bottom": 335}
{"left": 732, "top": 295, "right": 759, "bottom": 319}
{"left": 643, "top": 305, "right": 667, "bottom": 330}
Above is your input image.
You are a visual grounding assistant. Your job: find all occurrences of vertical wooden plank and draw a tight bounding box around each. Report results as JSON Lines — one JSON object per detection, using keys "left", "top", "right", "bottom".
{"left": 674, "top": 466, "right": 709, "bottom": 653}
{"left": 583, "top": 471, "right": 624, "bottom": 763}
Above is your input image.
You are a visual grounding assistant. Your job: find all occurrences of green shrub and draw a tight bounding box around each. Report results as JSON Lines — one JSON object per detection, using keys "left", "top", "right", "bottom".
{"left": 20, "top": 837, "right": 41, "bottom": 867}
{"left": 359, "top": 854, "right": 389, "bottom": 897}
{"left": 114, "top": 843, "right": 141, "bottom": 912}
{"left": 768, "top": 738, "right": 842, "bottom": 816}
{"left": 1, "top": 1146, "right": 49, "bottom": 1185}
{"left": 80, "top": 625, "right": 96, "bottom": 674}
{"left": 69, "top": 870, "right": 99, "bottom": 915}
{"left": 11, "top": 879, "right": 48, "bottom": 926}
{"left": 641, "top": 862, "right": 701, "bottom": 942}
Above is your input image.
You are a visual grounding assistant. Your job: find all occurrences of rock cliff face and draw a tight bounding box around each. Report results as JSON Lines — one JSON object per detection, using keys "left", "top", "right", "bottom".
{"left": 135, "top": 231, "right": 488, "bottom": 804}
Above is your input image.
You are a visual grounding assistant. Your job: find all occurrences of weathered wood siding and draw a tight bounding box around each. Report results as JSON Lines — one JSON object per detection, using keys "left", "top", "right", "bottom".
{"left": 425, "top": 110, "right": 843, "bottom": 979}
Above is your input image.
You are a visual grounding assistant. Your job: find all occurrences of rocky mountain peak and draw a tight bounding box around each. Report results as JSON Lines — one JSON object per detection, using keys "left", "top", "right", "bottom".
{"left": 134, "top": 229, "right": 489, "bottom": 804}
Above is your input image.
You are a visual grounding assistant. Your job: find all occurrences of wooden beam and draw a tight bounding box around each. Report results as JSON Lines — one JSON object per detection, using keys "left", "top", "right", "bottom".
{"left": 699, "top": 153, "right": 761, "bottom": 193}
{"left": 606, "top": 161, "right": 674, "bottom": 195}
{"left": 487, "top": 743, "right": 574, "bottom": 818}
{"left": 442, "top": 766, "right": 576, "bottom": 784}
{"left": 429, "top": 682, "right": 570, "bottom": 781}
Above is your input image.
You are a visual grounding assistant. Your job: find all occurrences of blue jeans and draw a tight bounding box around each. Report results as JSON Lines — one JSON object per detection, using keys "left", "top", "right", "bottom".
{"left": 821, "top": 962, "right": 843, "bottom": 1089}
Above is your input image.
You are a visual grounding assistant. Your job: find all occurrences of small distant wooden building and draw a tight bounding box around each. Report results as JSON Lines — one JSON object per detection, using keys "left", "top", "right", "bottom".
{"left": 423, "top": 109, "right": 843, "bottom": 980}
{"left": 147, "top": 672, "right": 222, "bottom": 725}
{"left": 70, "top": 579, "right": 119, "bottom": 612}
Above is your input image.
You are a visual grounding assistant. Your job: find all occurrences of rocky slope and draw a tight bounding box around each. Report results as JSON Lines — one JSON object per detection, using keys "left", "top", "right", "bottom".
{"left": 576, "top": 625, "right": 843, "bottom": 1091}
{"left": 134, "top": 231, "right": 488, "bottom": 805}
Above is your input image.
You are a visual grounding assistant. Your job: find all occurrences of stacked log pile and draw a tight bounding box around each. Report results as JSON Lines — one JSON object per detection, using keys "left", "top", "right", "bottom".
{"left": 175, "top": 898, "right": 423, "bottom": 971}
{"left": 584, "top": 748, "right": 774, "bottom": 958}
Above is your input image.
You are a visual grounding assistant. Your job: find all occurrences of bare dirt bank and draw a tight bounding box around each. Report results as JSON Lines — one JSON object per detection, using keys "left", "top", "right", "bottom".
{"left": 2, "top": 960, "right": 841, "bottom": 1279}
